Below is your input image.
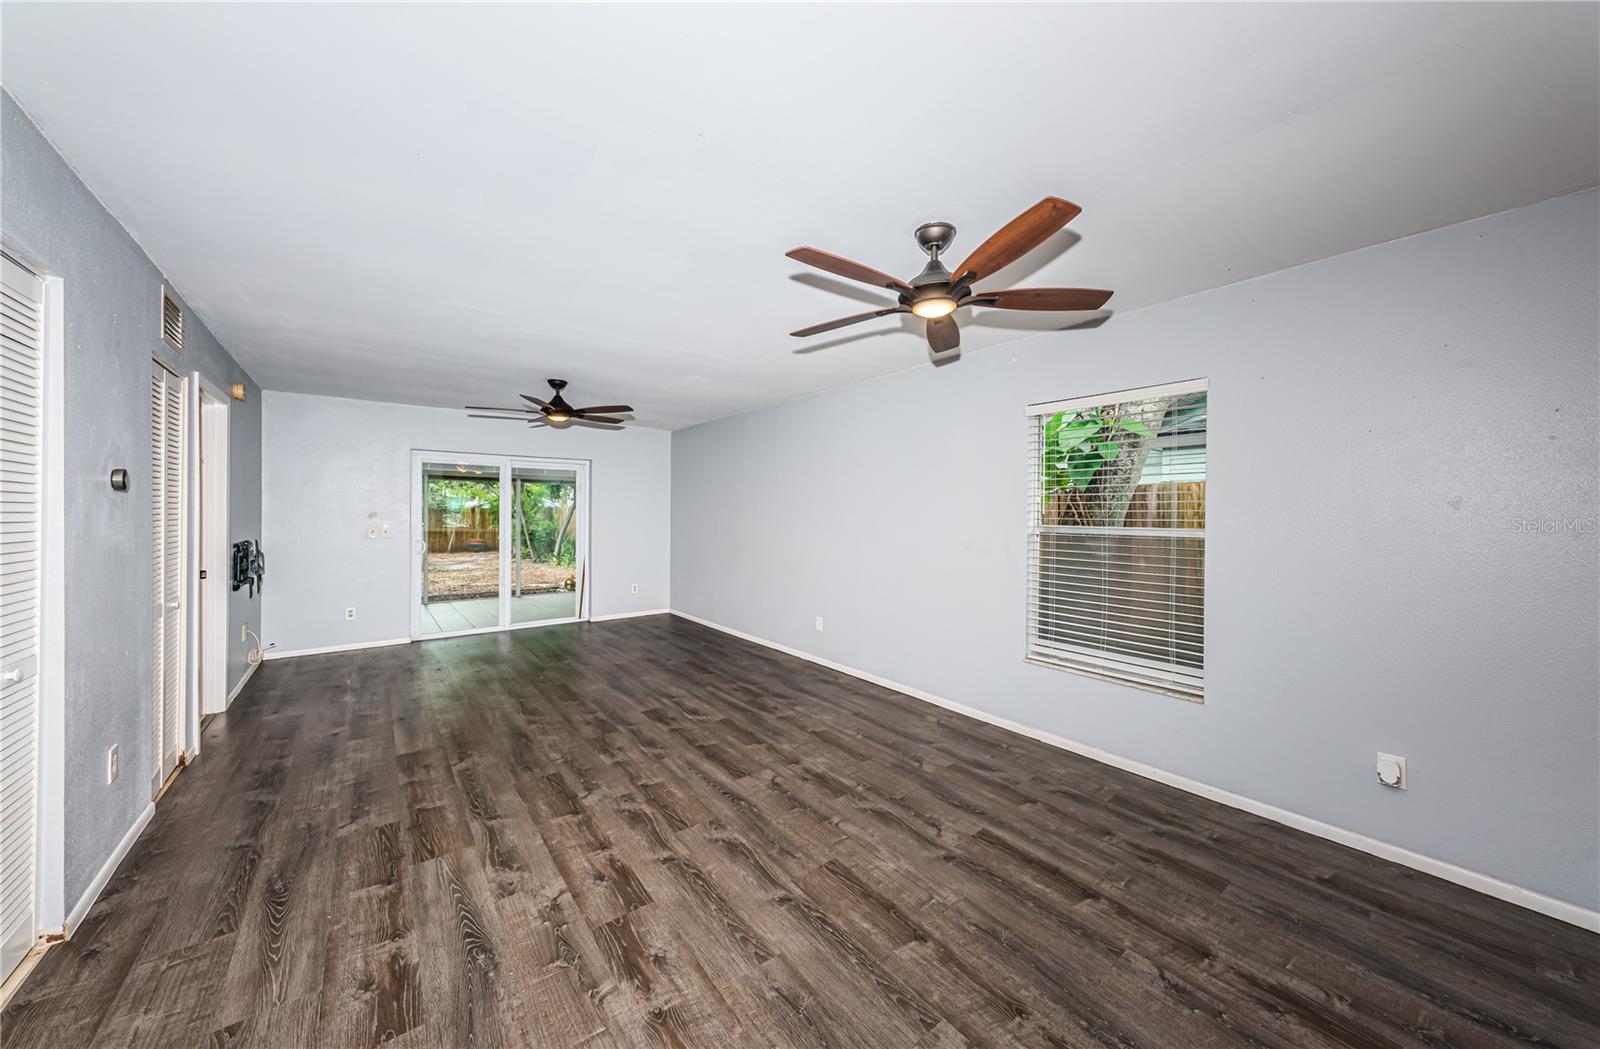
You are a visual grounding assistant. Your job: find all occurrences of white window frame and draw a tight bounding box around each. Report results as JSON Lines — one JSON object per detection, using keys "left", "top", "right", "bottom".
{"left": 1025, "top": 378, "right": 1208, "bottom": 701}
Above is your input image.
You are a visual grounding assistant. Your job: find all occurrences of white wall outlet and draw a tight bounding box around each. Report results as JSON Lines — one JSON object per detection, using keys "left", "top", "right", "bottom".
{"left": 345, "top": 607, "right": 357, "bottom": 621}
{"left": 241, "top": 622, "right": 249, "bottom": 642}
{"left": 1376, "top": 752, "right": 1407, "bottom": 790}
{"left": 815, "top": 616, "right": 824, "bottom": 632}
{"left": 106, "top": 744, "right": 118, "bottom": 785}
{"left": 631, "top": 582, "right": 639, "bottom": 593}
{"left": 381, "top": 523, "right": 391, "bottom": 537}
{"left": 367, "top": 525, "right": 378, "bottom": 539}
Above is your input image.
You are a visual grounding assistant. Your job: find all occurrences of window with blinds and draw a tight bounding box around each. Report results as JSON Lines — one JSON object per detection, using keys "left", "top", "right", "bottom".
{"left": 1026, "top": 379, "right": 1207, "bottom": 700}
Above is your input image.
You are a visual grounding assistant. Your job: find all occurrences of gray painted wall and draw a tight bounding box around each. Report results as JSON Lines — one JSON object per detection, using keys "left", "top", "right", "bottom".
{"left": 2, "top": 90, "right": 264, "bottom": 908}
{"left": 672, "top": 190, "right": 1600, "bottom": 911}
{"left": 260, "top": 392, "right": 670, "bottom": 654}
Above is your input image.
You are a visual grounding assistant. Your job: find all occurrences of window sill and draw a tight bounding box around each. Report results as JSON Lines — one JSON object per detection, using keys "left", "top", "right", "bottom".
{"left": 1024, "top": 654, "right": 1205, "bottom": 704}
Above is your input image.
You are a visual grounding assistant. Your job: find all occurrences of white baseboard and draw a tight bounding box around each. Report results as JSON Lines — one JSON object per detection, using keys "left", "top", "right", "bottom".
{"left": 669, "top": 610, "right": 1600, "bottom": 933}
{"left": 224, "top": 659, "right": 259, "bottom": 705}
{"left": 590, "top": 608, "right": 671, "bottom": 622}
{"left": 262, "top": 637, "right": 411, "bottom": 661}
{"left": 66, "top": 801, "right": 156, "bottom": 935}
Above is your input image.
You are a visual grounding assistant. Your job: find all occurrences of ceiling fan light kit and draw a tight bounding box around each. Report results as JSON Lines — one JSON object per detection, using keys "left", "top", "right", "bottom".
{"left": 464, "top": 378, "right": 632, "bottom": 428}
{"left": 787, "top": 196, "right": 1114, "bottom": 355}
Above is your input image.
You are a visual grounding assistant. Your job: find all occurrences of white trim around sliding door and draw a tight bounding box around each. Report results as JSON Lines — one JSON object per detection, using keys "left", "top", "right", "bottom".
{"left": 408, "top": 450, "right": 591, "bottom": 641}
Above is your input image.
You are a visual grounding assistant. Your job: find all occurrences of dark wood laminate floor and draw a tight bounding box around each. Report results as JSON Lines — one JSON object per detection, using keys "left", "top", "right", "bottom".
{"left": 4, "top": 615, "right": 1596, "bottom": 1048}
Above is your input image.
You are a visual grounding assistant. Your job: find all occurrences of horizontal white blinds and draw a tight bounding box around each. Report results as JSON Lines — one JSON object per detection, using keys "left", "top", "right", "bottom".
{"left": 1026, "top": 382, "right": 1207, "bottom": 698}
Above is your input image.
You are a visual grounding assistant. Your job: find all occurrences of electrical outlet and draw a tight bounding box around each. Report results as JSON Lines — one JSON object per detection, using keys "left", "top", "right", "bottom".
{"left": 241, "top": 622, "right": 249, "bottom": 642}
{"left": 381, "top": 523, "right": 391, "bottom": 537}
{"left": 106, "top": 744, "right": 118, "bottom": 785}
{"left": 1376, "top": 752, "right": 1407, "bottom": 790}
{"left": 367, "top": 525, "right": 378, "bottom": 539}
{"left": 345, "top": 607, "right": 357, "bottom": 621}
{"left": 631, "top": 582, "right": 639, "bottom": 593}
{"left": 815, "top": 616, "right": 824, "bottom": 632}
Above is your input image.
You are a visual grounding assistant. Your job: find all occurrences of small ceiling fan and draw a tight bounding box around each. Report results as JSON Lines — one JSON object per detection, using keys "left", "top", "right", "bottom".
{"left": 787, "top": 196, "right": 1112, "bottom": 354}
{"left": 466, "top": 379, "right": 632, "bottom": 427}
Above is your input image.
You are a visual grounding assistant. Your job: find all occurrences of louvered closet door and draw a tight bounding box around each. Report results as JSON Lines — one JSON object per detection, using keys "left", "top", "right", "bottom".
{"left": 150, "top": 363, "right": 183, "bottom": 798}
{"left": 0, "top": 255, "right": 44, "bottom": 981}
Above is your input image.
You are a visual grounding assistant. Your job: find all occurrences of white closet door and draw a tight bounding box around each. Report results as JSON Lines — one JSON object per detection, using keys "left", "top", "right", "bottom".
{"left": 0, "top": 255, "right": 44, "bottom": 981}
{"left": 150, "top": 363, "right": 183, "bottom": 797}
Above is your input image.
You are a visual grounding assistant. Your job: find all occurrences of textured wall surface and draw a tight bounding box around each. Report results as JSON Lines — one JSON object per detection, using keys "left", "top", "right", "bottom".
{"left": 260, "top": 392, "right": 670, "bottom": 654}
{"left": 672, "top": 190, "right": 1600, "bottom": 910}
{"left": 2, "top": 90, "right": 263, "bottom": 909}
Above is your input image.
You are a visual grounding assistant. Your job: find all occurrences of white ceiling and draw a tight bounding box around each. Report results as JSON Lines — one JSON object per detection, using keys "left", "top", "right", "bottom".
{"left": 3, "top": 3, "right": 1596, "bottom": 429}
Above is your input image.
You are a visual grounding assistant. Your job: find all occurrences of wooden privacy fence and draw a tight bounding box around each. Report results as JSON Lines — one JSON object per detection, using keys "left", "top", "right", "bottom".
{"left": 1125, "top": 481, "right": 1205, "bottom": 529}
{"left": 427, "top": 505, "right": 499, "bottom": 552}
{"left": 1034, "top": 481, "right": 1206, "bottom": 671}
{"left": 1044, "top": 481, "right": 1206, "bottom": 528}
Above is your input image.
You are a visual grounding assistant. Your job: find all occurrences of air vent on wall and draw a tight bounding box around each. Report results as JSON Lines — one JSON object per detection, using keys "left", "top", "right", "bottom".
{"left": 161, "top": 287, "right": 183, "bottom": 352}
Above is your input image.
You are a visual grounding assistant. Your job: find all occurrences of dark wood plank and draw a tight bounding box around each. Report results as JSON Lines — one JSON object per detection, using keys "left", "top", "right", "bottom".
{"left": 5, "top": 615, "right": 1596, "bottom": 1048}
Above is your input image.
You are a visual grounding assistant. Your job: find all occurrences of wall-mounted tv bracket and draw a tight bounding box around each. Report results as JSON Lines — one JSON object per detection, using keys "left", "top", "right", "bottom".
{"left": 231, "top": 539, "right": 266, "bottom": 598}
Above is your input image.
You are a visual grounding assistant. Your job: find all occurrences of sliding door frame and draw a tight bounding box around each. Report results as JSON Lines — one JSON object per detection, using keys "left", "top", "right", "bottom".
{"left": 408, "top": 450, "right": 590, "bottom": 641}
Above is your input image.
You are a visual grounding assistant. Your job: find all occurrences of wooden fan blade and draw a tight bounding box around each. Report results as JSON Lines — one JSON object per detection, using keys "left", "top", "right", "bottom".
{"left": 520, "top": 394, "right": 552, "bottom": 409}
{"left": 972, "top": 288, "right": 1113, "bottom": 311}
{"left": 577, "top": 415, "right": 624, "bottom": 425}
{"left": 953, "top": 197, "right": 1082, "bottom": 284}
{"left": 786, "top": 247, "right": 911, "bottom": 292}
{"left": 468, "top": 413, "right": 529, "bottom": 420}
{"left": 926, "top": 315, "right": 960, "bottom": 354}
{"left": 791, "top": 306, "right": 907, "bottom": 338}
{"left": 574, "top": 404, "right": 632, "bottom": 415}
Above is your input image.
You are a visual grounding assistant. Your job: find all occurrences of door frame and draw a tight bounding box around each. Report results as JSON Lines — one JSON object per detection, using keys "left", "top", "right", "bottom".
{"left": 408, "top": 450, "right": 591, "bottom": 640}
{"left": 36, "top": 268, "right": 65, "bottom": 939}
{"left": 193, "top": 378, "right": 230, "bottom": 721}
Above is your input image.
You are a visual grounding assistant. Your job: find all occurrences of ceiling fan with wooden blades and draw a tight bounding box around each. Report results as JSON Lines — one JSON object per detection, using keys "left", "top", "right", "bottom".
{"left": 787, "top": 196, "right": 1113, "bottom": 355}
{"left": 465, "top": 379, "right": 632, "bottom": 427}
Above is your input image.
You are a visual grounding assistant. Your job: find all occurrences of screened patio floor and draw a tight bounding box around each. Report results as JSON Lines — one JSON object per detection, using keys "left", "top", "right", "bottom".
{"left": 420, "top": 592, "right": 577, "bottom": 634}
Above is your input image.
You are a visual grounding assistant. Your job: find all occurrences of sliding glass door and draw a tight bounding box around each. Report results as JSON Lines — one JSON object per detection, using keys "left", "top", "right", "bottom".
{"left": 510, "top": 464, "right": 580, "bottom": 625}
{"left": 412, "top": 453, "right": 588, "bottom": 639}
{"left": 418, "top": 458, "right": 502, "bottom": 636}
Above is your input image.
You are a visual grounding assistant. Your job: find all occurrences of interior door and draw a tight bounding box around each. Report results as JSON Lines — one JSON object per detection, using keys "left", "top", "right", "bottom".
{"left": 0, "top": 255, "right": 45, "bottom": 981}
{"left": 150, "top": 362, "right": 184, "bottom": 797}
